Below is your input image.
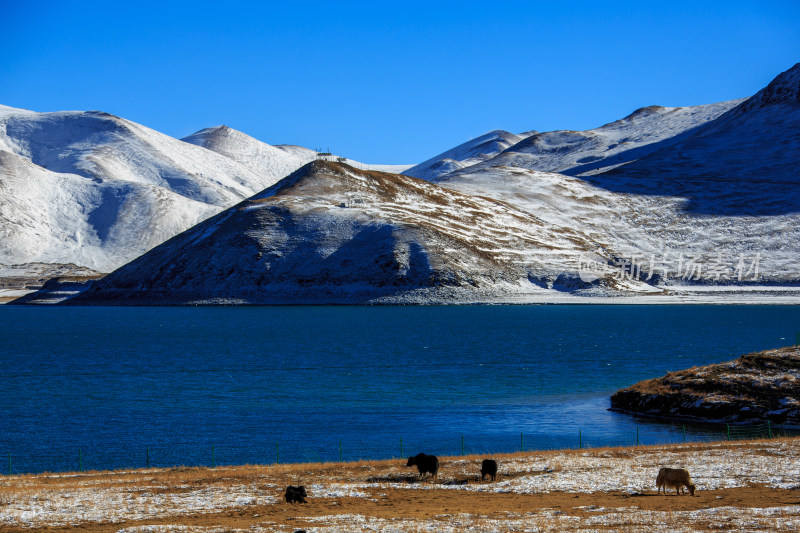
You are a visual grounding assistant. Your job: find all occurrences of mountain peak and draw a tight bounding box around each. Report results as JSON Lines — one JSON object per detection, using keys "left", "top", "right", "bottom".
{"left": 737, "top": 63, "right": 800, "bottom": 112}
{"left": 403, "top": 129, "right": 532, "bottom": 180}
{"left": 181, "top": 125, "right": 239, "bottom": 147}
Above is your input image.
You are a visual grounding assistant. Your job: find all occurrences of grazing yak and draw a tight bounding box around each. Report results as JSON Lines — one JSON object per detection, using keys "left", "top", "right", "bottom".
{"left": 407, "top": 453, "right": 439, "bottom": 480}
{"left": 285, "top": 485, "right": 308, "bottom": 503}
{"left": 481, "top": 459, "right": 498, "bottom": 481}
{"left": 656, "top": 467, "right": 696, "bottom": 496}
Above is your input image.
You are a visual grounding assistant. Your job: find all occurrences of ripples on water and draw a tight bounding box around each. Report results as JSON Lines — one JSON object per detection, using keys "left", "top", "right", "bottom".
{"left": 1, "top": 305, "right": 797, "bottom": 472}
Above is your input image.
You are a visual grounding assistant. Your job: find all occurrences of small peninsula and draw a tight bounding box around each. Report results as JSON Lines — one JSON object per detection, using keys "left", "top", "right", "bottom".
{"left": 610, "top": 346, "right": 800, "bottom": 427}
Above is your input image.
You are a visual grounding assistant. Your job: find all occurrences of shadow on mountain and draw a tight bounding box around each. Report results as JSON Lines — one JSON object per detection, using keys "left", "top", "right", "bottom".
{"left": 560, "top": 125, "right": 705, "bottom": 177}
{"left": 575, "top": 64, "right": 800, "bottom": 217}
{"left": 581, "top": 172, "right": 800, "bottom": 217}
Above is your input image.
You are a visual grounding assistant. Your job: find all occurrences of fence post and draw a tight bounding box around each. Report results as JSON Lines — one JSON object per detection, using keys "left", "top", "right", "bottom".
{"left": 636, "top": 427, "right": 639, "bottom": 446}
{"left": 768, "top": 420, "right": 772, "bottom": 439}
{"left": 726, "top": 424, "right": 730, "bottom": 440}
{"left": 579, "top": 429, "right": 582, "bottom": 449}
{"left": 146, "top": 446, "right": 150, "bottom": 469}
{"left": 520, "top": 432, "right": 524, "bottom": 453}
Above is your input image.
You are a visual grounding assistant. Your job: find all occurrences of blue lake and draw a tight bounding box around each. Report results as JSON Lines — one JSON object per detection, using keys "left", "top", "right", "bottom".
{"left": 1, "top": 305, "right": 798, "bottom": 474}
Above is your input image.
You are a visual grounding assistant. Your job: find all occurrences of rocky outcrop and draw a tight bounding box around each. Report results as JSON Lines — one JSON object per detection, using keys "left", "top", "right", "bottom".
{"left": 610, "top": 346, "right": 800, "bottom": 427}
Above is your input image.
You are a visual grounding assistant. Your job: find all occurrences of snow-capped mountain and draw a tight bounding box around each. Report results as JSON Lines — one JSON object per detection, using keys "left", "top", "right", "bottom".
{"left": 584, "top": 63, "right": 800, "bottom": 216}
{"left": 182, "top": 126, "right": 412, "bottom": 176}
{"left": 0, "top": 146, "right": 219, "bottom": 273}
{"left": 6, "top": 63, "right": 800, "bottom": 304}
{"left": 0, "top": 106, "right": 288, "bottom": 273}
{"left": 437, "top": 165, "right": 800, "bottom": 290}
{"left": 180, "top": 125, "right": 311, "bottom": 183}
{"left": 429, "top": 63, "right": 800, "bottom": 293}
{"left": 438, "top": 100, "right": 742, "bottom": 181}
{"left": 403, "top": 129, "right": 535, "bottom": 181}
{"left": 0, "top": 106, "right": 274, "bottom": 206}
{"left": 0, "top": 105, "right": 406, "bottom": 276}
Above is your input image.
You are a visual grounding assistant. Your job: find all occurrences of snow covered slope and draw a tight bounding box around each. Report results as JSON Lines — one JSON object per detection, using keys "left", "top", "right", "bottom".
{"left": 7, "top": 62, "right": 800, "bottom": 304}
{"left": 0, "top": 106, "right": 286, "bottom": 272}
{"left": 454, "top": 100, "right": 742, "bottom": 179}
{"left": 180, "top": 125, "right": 310, "bottom": 186}
{"left": 403, "top": 130, "right": 534, "bottom": 181}
{"left": 68, "top": 161, "right": 645, "bottom": 305}
{"left": 437, "top": 166, "right": 800, "bottom": 288}
{"left": 66, "top": 159, "right": 800, "bottom": 306}
{"left": 432, "top": 64, "right": 800, "bottom": 290}
{"left": 586, "top": 63, "right": 800, "bottom": 215}
{"left": 0, "top": 107, "right": 408, "bottom": 275}
{"left": 182, "top": 126, "right": 412, "bottom": 176}
{"left": 0, "top": 106, "right": 272, "bottom": 206}
{"left": 0, "top": 147, "right": 219, "bottom": 272}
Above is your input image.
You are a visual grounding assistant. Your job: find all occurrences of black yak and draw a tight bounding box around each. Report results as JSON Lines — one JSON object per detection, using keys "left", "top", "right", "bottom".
{"left": 285, "top": 485, "right": 308, "bottom": 503}
{"left": 481, "top": 459, "right": 498, "bottom": 481}
{"left": 407, "top": 453, "right": 439, "bottom": 480}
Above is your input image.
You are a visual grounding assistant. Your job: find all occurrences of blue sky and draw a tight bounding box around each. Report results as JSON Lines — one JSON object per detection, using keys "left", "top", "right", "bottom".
{"left": 2, "top": 1, "right": 798, "bottom": 163}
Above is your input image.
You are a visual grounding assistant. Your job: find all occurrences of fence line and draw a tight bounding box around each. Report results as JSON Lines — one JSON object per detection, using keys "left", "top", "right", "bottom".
{"left": 3, "top": 423, "right": 794, "bottom": 476}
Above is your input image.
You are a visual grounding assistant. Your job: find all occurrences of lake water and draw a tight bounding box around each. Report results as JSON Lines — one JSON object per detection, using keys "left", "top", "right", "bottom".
{"left": 1, "top": 305, "right": 798, "bottom": 474}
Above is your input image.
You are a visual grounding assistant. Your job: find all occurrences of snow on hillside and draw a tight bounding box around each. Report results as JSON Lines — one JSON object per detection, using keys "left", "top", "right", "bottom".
{"left": 0, "top": 107, "right": 408, "bottom": 274}
{"left": 0, "top": 106, "right": 271, "bottom": 206}
{"left": 183, "top": 127, "right": 412, "bottom": 178}
{"left": 437, "top": 165, "right": 800, "bottom": 287}
{"left": 403, "top": 129, "right": 534, "bottom": 181}
{"left": 181, "top": 125, "right": 310, "bottom": 187}
{"left": 588, "top": 63, "right": 800, "bottom": 216}
{"left": 457, "top": 100, "right": 742, "bottom": 178}
{"left": 0, "top": 106, "right": 294, "bottom": 272}
{"left": 4, "top": 63, "right": 800, "bottom": 303}
{"left": 424, "top": 64, "right": 800, "bottom": 291}
{"left": 68, "top": 160, "right": 648, "bottom": 305}
{"left": 0, "top": 149, "right": 219, "bottom": 272}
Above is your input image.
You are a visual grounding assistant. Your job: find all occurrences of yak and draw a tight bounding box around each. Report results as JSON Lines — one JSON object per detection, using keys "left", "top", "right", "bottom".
{"left": 656, "top": 467, "right": 696, "bottom": 496}
{"left": 407, "top": 453, "right": 439, "bottom": 480}
{"left": 285, "top": 485, "right": 308, "bottom": 503}
{"left": 481, "top": 459, "right": 498, "bottom": 481}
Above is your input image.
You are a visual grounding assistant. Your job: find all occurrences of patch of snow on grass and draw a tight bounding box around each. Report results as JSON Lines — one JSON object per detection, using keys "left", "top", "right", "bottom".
{"left": 0, "top": 484, "right": 274, "bottom": 528}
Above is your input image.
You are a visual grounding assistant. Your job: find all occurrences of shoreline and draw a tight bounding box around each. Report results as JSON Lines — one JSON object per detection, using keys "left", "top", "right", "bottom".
{"left": 7, "top": 290, "right": 800, "bottom": 306}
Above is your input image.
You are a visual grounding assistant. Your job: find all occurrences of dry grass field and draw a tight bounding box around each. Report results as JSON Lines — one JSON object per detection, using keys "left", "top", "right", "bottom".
{"left": 1, "top": 437, "right": 799, "bottom": 532}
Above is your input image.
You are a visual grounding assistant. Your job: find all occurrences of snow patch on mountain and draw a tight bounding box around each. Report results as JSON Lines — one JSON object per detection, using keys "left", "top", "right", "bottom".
{"left": 183, "top": 127, "right": 412, "bottom": 178}
{"left": 180, "top": 125, "right": 309, "bottom": 189}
